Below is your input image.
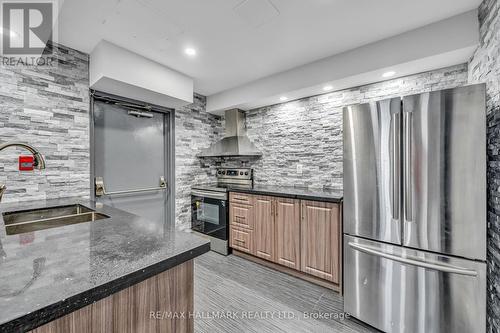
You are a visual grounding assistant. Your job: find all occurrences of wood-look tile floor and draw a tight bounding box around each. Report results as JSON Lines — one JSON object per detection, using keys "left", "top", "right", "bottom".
{"left": 194, "top": 252, "right": 378, "bottom": 333}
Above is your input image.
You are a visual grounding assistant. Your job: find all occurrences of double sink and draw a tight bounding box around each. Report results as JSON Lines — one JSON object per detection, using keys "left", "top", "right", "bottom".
{"left": 2, "top": 204, "right": 109, "bottom": 235}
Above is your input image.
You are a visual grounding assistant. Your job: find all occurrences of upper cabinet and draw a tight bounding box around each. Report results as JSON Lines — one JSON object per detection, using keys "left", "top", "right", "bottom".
{"left": 300, "top": 200, "right": 341, "bottom": 283}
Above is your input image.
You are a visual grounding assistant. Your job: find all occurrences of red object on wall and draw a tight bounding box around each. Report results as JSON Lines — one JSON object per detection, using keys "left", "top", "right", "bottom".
{"left": 19, "top": 156, "right": 34, "bottom": 171}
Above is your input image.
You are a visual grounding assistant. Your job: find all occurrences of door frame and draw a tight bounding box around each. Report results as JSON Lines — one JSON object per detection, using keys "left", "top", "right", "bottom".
{"left": 89, "top": 90, "right": 176, "bottom": 228}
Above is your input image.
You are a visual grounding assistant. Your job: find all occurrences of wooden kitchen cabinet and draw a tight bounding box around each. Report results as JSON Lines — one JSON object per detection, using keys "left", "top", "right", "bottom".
{"left": 230, "top": 203, "right": 254, "bottom": 230}
{"left": 229, "top": 192, "right": 252, "bottom": 205}
{"left": 230, "top": 227, "right": 253, "bottom": 253}
{"left": 274, "top": 197, "right": 301, "bottom": 270}
{"left": 253, "top": 195, "right": 275, "bottom": 261}
{"left": 29, "top": 260, "right": 194, "bottom": 333}
{"left": 229, "top": 192, "right": 342, "bottom": 291}
{"left": 300, "top": 200, "right": 341, "bottom": 283}
{"left": 229, "top": 193, "right": 254, "bottom": 254}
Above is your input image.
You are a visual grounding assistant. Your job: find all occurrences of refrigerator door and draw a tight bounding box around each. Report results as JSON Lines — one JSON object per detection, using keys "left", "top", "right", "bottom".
{"left": 344, "top": 235, "right": 486, "bottom": 333}
{"left": 343, "top": 98, "right": 402, "bottom": 244}
{"left": 402, "top": 84, "right": 486, "bottom": 260}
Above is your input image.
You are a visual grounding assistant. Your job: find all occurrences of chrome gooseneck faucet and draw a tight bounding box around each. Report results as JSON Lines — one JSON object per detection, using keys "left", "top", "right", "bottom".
{"left": 0, "top": 142, "right": 46, "bottom": 202}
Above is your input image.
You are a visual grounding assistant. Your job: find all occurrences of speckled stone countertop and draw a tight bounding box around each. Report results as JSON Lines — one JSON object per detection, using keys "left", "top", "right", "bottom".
{"left": 228, "top": 185, "right": 343, "bottom": 203}
{"left": 0, "top": 198, "right": 210, "bottom": 333}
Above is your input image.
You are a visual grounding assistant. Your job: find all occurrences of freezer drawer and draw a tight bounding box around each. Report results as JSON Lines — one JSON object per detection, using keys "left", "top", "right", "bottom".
{"left": 344, "top": 235, "right": 486, "bottom": 333}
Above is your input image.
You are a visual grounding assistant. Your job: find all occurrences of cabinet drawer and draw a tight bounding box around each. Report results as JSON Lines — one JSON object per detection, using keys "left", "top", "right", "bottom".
{"left": 230, "top": 192, "right": 253, "bottom": 205}
{"left": 230, "top": 227, "right": 253, "bottom": 254}
{"left": 230, "top": 203, "right": 254, "bottom": 229}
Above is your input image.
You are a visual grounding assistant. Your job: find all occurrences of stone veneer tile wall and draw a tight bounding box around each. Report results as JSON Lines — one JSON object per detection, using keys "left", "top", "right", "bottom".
{"left": 175, "top": 94, "right": 223, "bottom": 228}
{"left": 0, "top": 42, "right": 90, "bottom": 203}
{"left": 223, "top": 64, "right": 469, "bottom": 189}
{"left": 468, "top": 0, "right": 500, "bottom": 331}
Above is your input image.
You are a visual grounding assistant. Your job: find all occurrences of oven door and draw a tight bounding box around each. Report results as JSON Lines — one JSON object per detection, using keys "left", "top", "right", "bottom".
{"left": 191, "top": 191, "right": 228, "bottom": 241}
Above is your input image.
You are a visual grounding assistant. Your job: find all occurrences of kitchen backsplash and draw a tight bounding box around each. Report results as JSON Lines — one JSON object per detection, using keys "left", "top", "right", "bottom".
{"left": 212, "top": 63, "right": 469, "bottom": 190}
{"left": 175, "top": 94, "right": 223, "bottom": 228}
{"left": 468, "top": 0, "right": 500, "bottom": 331}
{"left": 0, "top": 42, "right": 90, "bottom": 203}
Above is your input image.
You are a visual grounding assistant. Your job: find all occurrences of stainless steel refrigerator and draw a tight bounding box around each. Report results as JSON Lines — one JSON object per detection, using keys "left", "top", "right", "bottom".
{"left": 343, "top": 84, "right": 486, "bottom": 333}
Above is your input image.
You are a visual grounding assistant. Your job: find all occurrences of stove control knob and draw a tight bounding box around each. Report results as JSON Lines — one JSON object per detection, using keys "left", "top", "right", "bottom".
{"left": 218, "top": 171, "right": 222, "bottom": 175}
{"left": 245, "top": 172, "right": 249, "bottom": 176}
{"left": 240, "top": 172, "right": 243, "bottom": 175}
{"left": 222, "top": 171, "right": 226, "bottom": 175}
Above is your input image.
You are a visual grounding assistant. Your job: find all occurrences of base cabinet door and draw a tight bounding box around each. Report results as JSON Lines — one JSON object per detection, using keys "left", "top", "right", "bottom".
{"left": 300, "top": 200, "right": 340, "bottom": 283}
{"left": 253, "top": 195, "right": 275, "bottom": 261}
{"left": 275, "top": 197, "right": 301, "bottom": 270}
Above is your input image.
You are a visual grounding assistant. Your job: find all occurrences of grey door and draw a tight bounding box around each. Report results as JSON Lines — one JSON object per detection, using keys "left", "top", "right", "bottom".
{"left": 343, "top": 98, "right": 401, "bottom": 245}
{"left": 344, "top": 235, "right": 486, "bottom": 333}
{"left": 402, "top": 84, "right": 486, "bottom": 260}
{"left": 92, "top": 100, "right": 168, "bottom": 224}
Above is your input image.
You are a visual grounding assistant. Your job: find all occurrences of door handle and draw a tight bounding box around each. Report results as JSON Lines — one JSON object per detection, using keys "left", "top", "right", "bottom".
{"left": 95, "top": 176, "right": 167, "bottom": 197}
{"left": 390, "top": 112, "right": 400, "bottom": 220}
{"left": 233, "top": 197, "right": 249, "bottom": 202}
{"left": 348, "top": 242, "right": 477, "bottom": 276}
{"left": 404, "top": 111, "right": 412, "bottom": 221}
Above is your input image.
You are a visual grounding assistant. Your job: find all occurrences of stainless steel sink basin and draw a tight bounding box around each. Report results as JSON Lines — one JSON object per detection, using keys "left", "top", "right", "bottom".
{"left": 2, "top": 204, "right": 110, "bottom": 235}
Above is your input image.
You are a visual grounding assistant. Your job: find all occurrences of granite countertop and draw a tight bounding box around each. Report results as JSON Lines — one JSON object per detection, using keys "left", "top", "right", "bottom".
{"left": 0, "top": 198, "right": 210, "bottom": 332}
{"left": 228, "top": 185, "right": 343, "bottom": 203}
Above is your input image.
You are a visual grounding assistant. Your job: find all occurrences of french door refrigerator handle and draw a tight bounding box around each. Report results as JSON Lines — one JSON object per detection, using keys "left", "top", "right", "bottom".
{"left": 348, "top": 242, "right": 478, "bottom": 276}
{"left": 390, "top": 112, "right": 400, "bottom": 220}
{"left": 404, "top": 111, "right": 413, "bottom": 221}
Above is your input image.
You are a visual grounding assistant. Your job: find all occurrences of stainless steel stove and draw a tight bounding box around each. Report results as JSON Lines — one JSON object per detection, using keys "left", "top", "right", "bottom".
{"left": 191, "top": 168, "right": 253, "bottom": 255}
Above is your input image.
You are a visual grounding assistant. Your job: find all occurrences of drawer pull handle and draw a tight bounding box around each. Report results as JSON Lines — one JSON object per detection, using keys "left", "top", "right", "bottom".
{"left": 234, "top": 239, "right": 245, "bottom": 243}
{"left": 235, "top": 215, "right": 245, "bottom": 219}
{"left": 233, "top": 198, "right": 248, "bottom": 201}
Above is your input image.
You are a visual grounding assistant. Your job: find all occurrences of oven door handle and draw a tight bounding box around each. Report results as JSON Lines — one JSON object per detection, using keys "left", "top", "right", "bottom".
{"left": 191, "top": 190, "right": 227, "bottom": 201}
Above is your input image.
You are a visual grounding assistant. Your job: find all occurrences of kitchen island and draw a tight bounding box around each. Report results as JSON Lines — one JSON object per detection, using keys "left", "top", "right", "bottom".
{"left": 0, "top": 198, "right": 209, "bottom": 333}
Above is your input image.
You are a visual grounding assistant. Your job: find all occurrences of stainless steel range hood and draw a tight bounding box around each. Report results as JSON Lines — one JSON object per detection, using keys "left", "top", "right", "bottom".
{"left": 198, "top": 109, "right": 262, "bottom": 158}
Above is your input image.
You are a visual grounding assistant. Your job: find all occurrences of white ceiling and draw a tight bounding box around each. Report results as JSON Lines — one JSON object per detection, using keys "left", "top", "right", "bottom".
{"left": 57, "top": 0, "right": 481, "bottom": 96}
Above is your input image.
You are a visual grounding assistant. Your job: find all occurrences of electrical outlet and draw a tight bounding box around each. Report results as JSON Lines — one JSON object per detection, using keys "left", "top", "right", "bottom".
{"left": 296, "top": 164, "right": 303, "bottom": 175}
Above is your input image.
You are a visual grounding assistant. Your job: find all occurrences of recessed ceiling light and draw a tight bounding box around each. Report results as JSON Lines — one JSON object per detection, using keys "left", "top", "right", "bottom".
{"left": 279, "top": 96, "right": 288, "bottom": 101}
{"left": 323, "top": 85, "right": 333, "bottom": 91}
{"left": 184, "top": 47, "right": 197, "bottom": 56}
{"left": 382, "top": 71, "right": 396, "bottom": 78}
